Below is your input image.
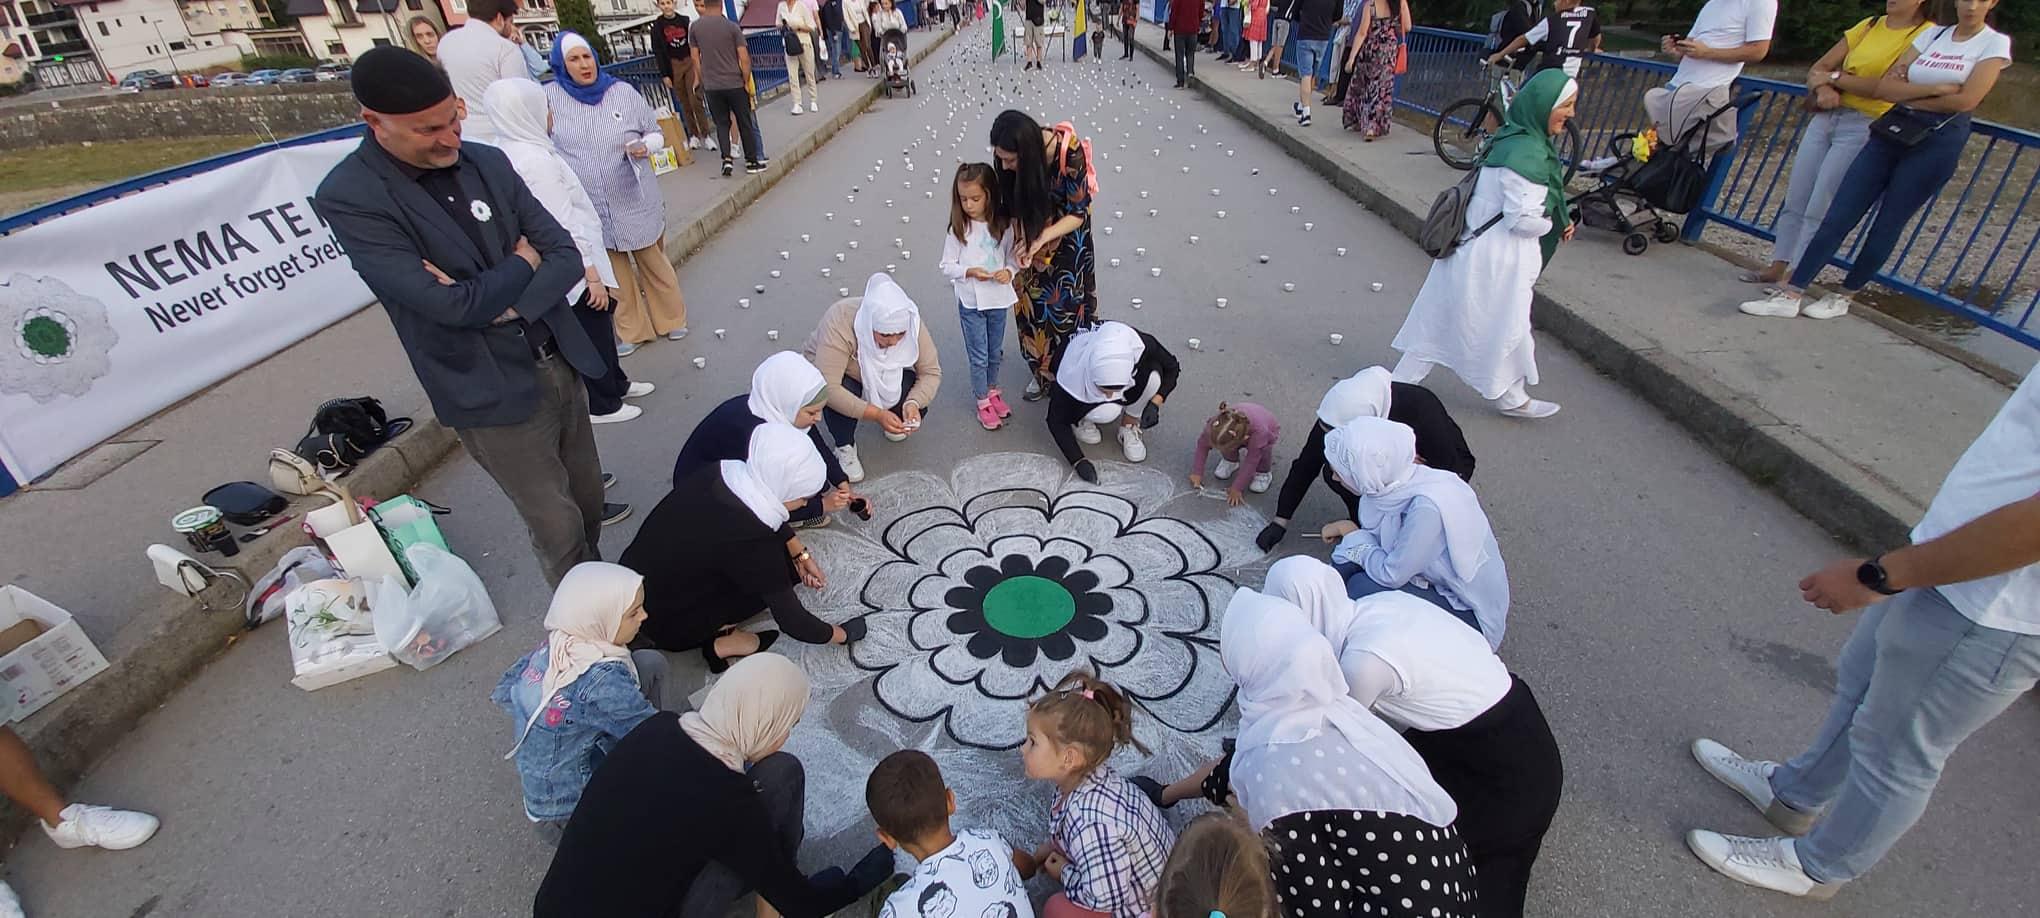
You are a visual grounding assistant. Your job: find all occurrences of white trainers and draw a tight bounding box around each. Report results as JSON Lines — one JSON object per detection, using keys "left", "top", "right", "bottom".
{"left": 1075, "top": 421, "right": 1103, "bottom": 445}
{"left": 1579, "top": 155, "right": 1620, "bottom": 174}
{"left": 0, "top": 879, "right": 22, "bottom": 918}
{"left": 1691, "top": 738, "right": 1816, "bottom": 835}
{"left": 1118, "top": 425, "right": 1147, "bottom": 462}
{"left": 1801, "top": 293, "right": 1853, "bottom": 320}
{"left": 1213, "top": 457, "right": 1240, "bottom": 480}
{"left": 1249, "top": 471, "right": 1273, "bottom": 493}
{"left": 1739, "top": 291, "right": 1804, "bottom": 318}
{"left": 687, "top": 136, "right": 701, "bottom": 150}
{"left": 42, "top": 802, "right": 160, "bottom": 850}
{"left": 1686, "top": 831, "right": 1840, "bottom": 900}
{"left": 1498, "top": 399, "right": 1561, "bottom": 419}
{"left": 624, "top": 381, "right": 656, "bottom": 399}
{"left": 835, "top": 444, "right": 866, "bottom": 483}
{"left": 591, "top": 404, "right": 643, "bottom": 424}
{"left": 791, "top": 103, "right": 805, "bottom": 115}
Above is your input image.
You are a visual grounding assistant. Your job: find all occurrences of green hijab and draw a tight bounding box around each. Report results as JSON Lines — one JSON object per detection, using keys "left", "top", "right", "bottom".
{"left": 1481, "top": 69, "right": 1577, "bottom": 267}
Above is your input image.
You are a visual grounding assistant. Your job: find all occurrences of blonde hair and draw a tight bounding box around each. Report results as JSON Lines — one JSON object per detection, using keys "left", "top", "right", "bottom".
{"left": 1155, "top": 813, "right": 1276, "bottom": 918}
{"left": 1206, "top": 402, "right": 1253, "bottom": 453}
{"left": 1028, "top": 671, "right": 1148, "bottom": 775}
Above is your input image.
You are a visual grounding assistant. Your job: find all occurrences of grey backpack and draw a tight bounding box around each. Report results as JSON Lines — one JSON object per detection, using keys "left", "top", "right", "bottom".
{"left": 1418, "top": 169, "right": 1503, "bottom": 260}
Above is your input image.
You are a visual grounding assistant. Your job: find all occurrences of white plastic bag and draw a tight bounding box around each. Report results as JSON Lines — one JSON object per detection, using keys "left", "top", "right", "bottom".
{"left": 248, "top": 546, "right": 339, "bottom": 628}
{"left": 370, "top": 544, "right": 501, "bottom": 670}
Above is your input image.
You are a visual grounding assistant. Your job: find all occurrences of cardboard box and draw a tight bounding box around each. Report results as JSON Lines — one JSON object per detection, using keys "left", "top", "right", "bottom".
{"left": 326, "top": 520, "right": 407, "bottom": 587}
{"left": 0, "top": 586, "right": 110, "bottom": 722}
{"left": 657, "top": 114, "right": 694, "bottom": 167}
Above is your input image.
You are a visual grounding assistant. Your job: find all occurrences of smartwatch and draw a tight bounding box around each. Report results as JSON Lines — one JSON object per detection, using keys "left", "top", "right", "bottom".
{"left": 1856, "top": 555, "right": 1902, "bottom": 596}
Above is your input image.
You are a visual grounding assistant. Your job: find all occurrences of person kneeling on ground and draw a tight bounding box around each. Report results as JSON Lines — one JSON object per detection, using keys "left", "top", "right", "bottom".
{"left": 804, "top": 273, "right": 942, "bottom": 483}
{"left": 1047, "top": 322, "right": 1180, "bottom": 482}
{"left": 866, "top": 750, "right": 1036, "bottom": 918}
{"left": 535, "top": 654, "right": 895, "bottom": 917}
{"left": 674, "top": 351, "right": 867, "bottom": 530}
{"left": 621, "top": 423, "right": 860, "bottom": 671}
{"left": 493, "top": 561, "right": 671, "bottom": 838}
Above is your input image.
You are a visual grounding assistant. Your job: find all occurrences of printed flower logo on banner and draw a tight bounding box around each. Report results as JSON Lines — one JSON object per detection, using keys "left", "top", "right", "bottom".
{"left": 0, "top": 274, "right": 120, "bottom": 402}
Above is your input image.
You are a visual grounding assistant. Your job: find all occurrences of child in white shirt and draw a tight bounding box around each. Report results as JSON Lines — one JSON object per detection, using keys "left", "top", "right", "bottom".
{"left": 939, "top": 163, "right": 1021, "bottom": 431}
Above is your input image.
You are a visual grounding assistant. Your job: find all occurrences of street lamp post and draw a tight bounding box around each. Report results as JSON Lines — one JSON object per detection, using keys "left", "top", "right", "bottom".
{"left": 151, "top": 19, "right": 184, "bottom": 76}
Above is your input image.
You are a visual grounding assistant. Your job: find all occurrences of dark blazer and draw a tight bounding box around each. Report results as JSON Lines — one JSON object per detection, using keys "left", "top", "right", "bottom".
{"left": 312, "top": 136, "right": 604, "bottom": 429}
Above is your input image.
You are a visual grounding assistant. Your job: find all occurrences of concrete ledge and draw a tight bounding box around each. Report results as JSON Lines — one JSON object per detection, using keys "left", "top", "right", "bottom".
{"left": 2, "top": 29, "right": 954, "bottom": 849}
{"left": 1131, "top": 32, "right": 1917, "bottom": 554}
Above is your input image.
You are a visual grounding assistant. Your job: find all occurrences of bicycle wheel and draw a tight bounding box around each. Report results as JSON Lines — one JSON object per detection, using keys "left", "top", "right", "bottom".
{"left": 1558, "top": 121, "right": 1584, "bottom": 184}
{"left": 1433, "top": 98, "right": 1492, "bottom": 171}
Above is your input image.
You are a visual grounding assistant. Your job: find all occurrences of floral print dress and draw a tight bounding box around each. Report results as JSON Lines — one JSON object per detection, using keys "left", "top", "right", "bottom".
{"left": 1016, "top": 133, "right": 1098, "bottom": 386}
{"left": 1342, "top": 13, "right": 1400, "bottom": 137}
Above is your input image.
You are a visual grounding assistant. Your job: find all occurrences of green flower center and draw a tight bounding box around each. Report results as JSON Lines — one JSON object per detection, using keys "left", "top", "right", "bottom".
{"left": 21, "top": 316, "right": 70, "bottom": 359}
{"left": 981, "top": 575, "right": 1076, "bottom": 639}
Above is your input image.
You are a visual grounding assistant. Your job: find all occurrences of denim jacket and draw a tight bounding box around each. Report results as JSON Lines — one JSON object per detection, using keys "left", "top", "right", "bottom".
{"left": 491, "top": 642, "right": 657, "bottom": 822}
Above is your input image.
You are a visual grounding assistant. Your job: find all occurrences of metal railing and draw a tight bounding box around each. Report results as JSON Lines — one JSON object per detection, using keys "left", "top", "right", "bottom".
{"left": 1398, "top": 26, "right": 2040, "bottom": 350}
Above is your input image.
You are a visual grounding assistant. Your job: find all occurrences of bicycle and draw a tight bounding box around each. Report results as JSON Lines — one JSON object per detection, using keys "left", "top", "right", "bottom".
{"left": 1432, "top": 64, "right": 1583, "bottom": 182}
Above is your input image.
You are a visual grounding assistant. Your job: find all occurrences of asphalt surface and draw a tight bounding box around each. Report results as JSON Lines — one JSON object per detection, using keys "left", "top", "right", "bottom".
{"left": 7, "top": 25, "right": 2036, "bottom": 918}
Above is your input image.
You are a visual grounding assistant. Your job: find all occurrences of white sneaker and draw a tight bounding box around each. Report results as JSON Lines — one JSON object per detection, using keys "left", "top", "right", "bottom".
{"left": 1118, "top": 425, "right": 1147, "bottom": 462}
{"left": 1075, "top": 421, "right": 1102, "bottom": 445}
{"left": 624, "top": 381, "right": 656, "bottom": 399}
{"left": 591, "top": 404, "right": 643, "bottom": 424}
{"left": 791, "top": 103, "right": 805, "bottom": 115}
{"left": 1249, "top": 471, "right": 1273, "bottom": 493}
{"left": 1739, "top": 291, "right": 1803, "bottom": 318}
{"left": 705, "top": 136, "right": 720, "bottom": 153}
{"left": 1685, "top": 831, "right": 1840, "bottom": 900}
{"left": 42, "top": 803, "right": 160, "bottom": 850}
{"left": 687, "top": 136, "right": 701, "bottom": 150}
{"left": 667, "top": 327, "right": 690, "bottom": 341}
{"left": 0, "top": 879, "right": 22, "bottom": 918}
{"left": 1213, "top": 457, "right": 1239, "bottom": 480}
{"left": 835, "top": 444, "right": 866, "bottom": 483}
{"left": 1801, "top": 293, "right": 1853, "bottom": 320}
{"left": 1579, "top": 155, "right": 1620, "bottom": 174}
{"left": 1498, "top": 399, "right": 1560, "bottom": 419}
{"left": 1691, "top": 738, "right": 1815, "bottom": 835}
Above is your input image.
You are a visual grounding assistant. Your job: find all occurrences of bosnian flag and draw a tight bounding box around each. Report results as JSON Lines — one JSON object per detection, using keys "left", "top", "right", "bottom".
{"left": 1072, "top": 0, "right": 1088, "bottom": 60}
{"left": 990, "top": 0, "right": 1007, "bottom": 58}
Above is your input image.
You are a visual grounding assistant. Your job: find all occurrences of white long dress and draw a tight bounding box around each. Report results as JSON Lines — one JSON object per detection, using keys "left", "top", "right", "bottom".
{"left": 1391, "top": 166, "right": 1553, "bottom": 401}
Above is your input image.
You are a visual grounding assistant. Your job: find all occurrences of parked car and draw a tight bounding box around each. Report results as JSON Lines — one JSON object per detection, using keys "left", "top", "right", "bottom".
{"left": 278, "top": 68, "right": 318, "bottom": 84}
{"left": 244, "top": 69, "right": 283, "bottom": 85}
{"left": 210, "top": 72, "right": 246, "bottom": 87}
{"left": 117, "top": 69, "right": 176, "bottom": 91}
{"left": 180, "top": 72, "right": 210, "bottom": 88}
{"left": 314, "top": 62, "right": 351, "bottom": 82}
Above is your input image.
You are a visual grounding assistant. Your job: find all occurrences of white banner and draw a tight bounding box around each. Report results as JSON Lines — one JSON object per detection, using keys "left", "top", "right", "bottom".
{"left": 0, "top": 139, "right": 373, "bottom": 485}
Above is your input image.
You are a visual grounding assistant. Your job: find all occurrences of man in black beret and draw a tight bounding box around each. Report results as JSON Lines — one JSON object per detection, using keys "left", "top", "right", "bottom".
{"left": 311, "top": 46, "right": 626, "bottom": 587}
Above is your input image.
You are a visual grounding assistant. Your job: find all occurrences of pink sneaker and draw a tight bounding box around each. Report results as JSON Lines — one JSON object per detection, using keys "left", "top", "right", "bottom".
{"left": 977, "top": 399, "right": 1003, "bottom": 430}
{"left": 986, "top": 388, "right": 1013, "bottom": 419}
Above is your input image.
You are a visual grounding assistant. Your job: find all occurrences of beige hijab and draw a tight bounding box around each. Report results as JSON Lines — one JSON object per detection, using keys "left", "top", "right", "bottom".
{"left": 505, "top": 561, "right": 644, "bottom": 758}
{"left": 680, "top": 653, "right": 811, "bottom": 771}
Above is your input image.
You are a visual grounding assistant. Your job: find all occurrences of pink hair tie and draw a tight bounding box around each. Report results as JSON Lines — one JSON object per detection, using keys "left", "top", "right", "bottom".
{"left": 1080, "top": 689, "right": 1095, "bottom": 700}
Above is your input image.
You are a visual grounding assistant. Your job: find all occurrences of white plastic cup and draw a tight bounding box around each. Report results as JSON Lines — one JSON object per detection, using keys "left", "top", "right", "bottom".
{"left": 1329, "top": 333, "right": 1344, "bottom": 345}
{"left": 692, "top": 356, "right": 707, "bottom": 368}
{"left": 1371, "top": 282, "right": 1385, "bottom": 292}
{"left": 1258, "top": 254, "right": 1270, "bottom": 263}
{"left": 1150, "top": 267, "right": 1162, "bottom": 277}
{"left": 779, "top": 251, "right": 790, "bottom": 260}
{"left": 1283, "top": 282, "right": 1296, "bottom": 292}
{"left": 839, "top": 287, "right": 851, "bottom": 296}
{"left": 835, "top": 253, "right": 846, "bottom": 262}
{"left": 1290, "top": 205, "right": 1301, "bottom": 214}
{"left": 1188, "top": 235, "right": 1199, "bottom": 244}
{"left": 800, "top": 234, "right": 811, "bottom": 242}
{"left": 1216, "top": 210, "right": 1227, "bottom": 219}
{"left": 770, "top": 270, "right": 782, "bottom": 278}
{"left": 755, "top": 284, "right": 766, "bottom": 293}
{"left": 1210, "top": 188, "right": 1220, "bottom": 196}
{"left": 1109, "top": 258, "right": 1122, "bottom": 267}
{"left": 1187, "top": 338, "right": 1202, "bottom": 350}
{"left": 767, "top": 330, "right": 780, "bottom": 340}
{"left": 1215, "top": 297, "right": 1228, "bottom": 308}
{"left": 1131, "top": 298, "right": 1144, "bottom": 308}
{"left": 714, "top": 328, "right": 727, "bottom": 339}
{"left": 1136, "top": 247, "right": 1147, "bottom": 256}
{"left": 1303, "top": 222, "right": 1315, "bottom": 231}
{"left": 1337, "top": 247, "right": 1349, "bottom": 256}
{"left": 739, "top": 297, "right": 751, "bottom": 309}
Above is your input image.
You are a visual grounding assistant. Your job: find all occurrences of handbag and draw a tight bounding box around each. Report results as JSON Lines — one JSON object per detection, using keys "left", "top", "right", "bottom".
{"left": 1870, "top": 105, "right": 1956, "bottom": 148}
{"left": 783, "top": 26, "right": 805, "bottom": 55}
{"left": 1394, "top": 40, "right": 1408, "bottom": 75}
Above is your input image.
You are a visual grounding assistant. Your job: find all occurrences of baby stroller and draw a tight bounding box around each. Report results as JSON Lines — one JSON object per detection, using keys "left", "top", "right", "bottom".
{"left": 880, "top": 28, "right": 915, "bottom": 97}
{"left": 1567, "top": 92, "right": 1762, "bottom": 256}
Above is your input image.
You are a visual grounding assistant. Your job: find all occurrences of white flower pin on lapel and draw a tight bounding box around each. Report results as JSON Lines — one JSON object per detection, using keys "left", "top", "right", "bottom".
{"left": 470, "top": 200, "right": 492, "bottom": 222}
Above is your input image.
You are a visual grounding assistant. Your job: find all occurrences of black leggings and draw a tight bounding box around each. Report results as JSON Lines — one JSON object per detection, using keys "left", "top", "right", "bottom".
{"left": 570, "top": 291, "right": 630, "bottom": 415}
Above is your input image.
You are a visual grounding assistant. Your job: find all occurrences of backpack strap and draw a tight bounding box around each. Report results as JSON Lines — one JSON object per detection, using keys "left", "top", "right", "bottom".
{"left": 1051, "top": 122, "right": 1100, "bottom": 196}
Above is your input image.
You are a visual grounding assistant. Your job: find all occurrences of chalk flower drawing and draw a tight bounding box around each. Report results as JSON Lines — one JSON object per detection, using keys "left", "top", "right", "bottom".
{"left": 0, "top": 274, "right": 120, "bottom": 402}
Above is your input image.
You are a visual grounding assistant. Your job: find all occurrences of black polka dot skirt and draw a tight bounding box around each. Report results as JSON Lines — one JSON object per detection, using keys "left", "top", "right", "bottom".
{"left": 1268, "top": 809, "right": 1478, "bottom": 918}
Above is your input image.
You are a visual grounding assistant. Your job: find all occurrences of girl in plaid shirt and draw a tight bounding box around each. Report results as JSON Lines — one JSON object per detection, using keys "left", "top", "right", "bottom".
{"left": 1016, "top": 672, "right": 1177, "bottom": 918}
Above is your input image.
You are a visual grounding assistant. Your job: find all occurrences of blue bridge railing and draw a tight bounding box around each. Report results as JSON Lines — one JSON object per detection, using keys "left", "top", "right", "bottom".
{"left": 1398, "top": 27, "right": 2040, "bottom": 350}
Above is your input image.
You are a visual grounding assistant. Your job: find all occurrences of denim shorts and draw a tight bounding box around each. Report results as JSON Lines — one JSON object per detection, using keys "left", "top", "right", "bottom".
{"left": 1293, "top": 39, "right": 1327, "bottom": 77}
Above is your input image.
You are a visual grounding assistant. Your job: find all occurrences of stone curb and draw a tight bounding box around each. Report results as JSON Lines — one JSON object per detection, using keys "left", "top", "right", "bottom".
{"left": 2, "top": 29, "right": 956, "bottom": 849}
{"left": 1127, "top": 33, "right": 1917, "bottom": 555}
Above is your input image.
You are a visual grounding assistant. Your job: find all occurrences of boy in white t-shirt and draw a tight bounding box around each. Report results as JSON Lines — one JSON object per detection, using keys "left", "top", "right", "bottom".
{"left": 1645, "top": 0, "right": 1776, "bottom": 152}
{"left": 868, "top": 750, "right": 1037, "bottom": 918}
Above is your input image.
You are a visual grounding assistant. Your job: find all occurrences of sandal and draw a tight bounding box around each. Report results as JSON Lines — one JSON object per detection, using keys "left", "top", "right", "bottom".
{"left": 701, "top": 627, "right": 780, "bottom": 675}
{"left": 1738, "top": 269, "right": 1785, "bottom": 286}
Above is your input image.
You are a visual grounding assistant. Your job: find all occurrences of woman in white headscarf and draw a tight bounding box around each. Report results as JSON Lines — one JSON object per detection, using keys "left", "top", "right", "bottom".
{"left": 1320, "top": 416, "right": 1511, "bottom": 650}
{"left": 621, "top": 424, "right": 859, "bottom": 670}
{"left": 1045, "top": 321, "right": 1181, "bottom": 482}
{"left": 1149, "top": 590, "right": 1477, "bottom": 918}
{"left": 1256, "top": 366, "right": 1477, "bottom": 551}
{"left": 802, "top": 273, "right": 943, "bottom": 483}
{"left": 491, "top": 562, "right": 669, "bottom": 831}
{"left": 673, "top": 351, "right": 868, "bottom": 530}
{"left": 535, "top": 653, "right": 898, "bottom": 917}
{"left": 1265, "top": 556, "right": 1563, "bottom": 918}
{"left": 483, "top": 78, "right": 654, "bottom": 427}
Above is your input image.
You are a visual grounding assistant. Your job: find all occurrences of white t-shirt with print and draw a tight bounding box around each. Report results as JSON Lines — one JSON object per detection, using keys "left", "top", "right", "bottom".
{"left": 879, "top": 829, "right": 1036, "bottom": 918}
{"left": 1670, "top": 0, "right": 1776, "bottom": 88}
{"left": 1906, "top": 25, "right": 2013, "bottom": 88}
{"left": 1911, "top": 367, "right": 2040, "bottom": 635}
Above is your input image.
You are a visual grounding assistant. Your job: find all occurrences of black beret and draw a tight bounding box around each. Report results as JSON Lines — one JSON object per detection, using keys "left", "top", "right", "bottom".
{"left": 351, "top": 46, "right": 454, "bottom": 115}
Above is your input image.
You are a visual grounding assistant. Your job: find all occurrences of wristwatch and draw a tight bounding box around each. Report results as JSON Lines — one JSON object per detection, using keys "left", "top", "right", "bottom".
{"left": 1856, "top": 555, "right": 1902, "bottom": 596}
{"left": 794, "top": 549, "right": 813, "bottom": 563}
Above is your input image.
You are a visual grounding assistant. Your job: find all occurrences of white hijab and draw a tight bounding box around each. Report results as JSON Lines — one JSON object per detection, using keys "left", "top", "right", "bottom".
{"left": 748, "top": 351, "right": 828, "bottom": 427}
{"left": 1220, "top": 589, "right": 1456, "bottom": 828}
{"left": 1316, "top": 366, "right": 1394, "bottom": 427}
{"left": 505, "top": 561, "right": 643, "bottom": 758}
{"left": 720, "top": 423, "right": 827, "bottom": 530}
{"left": 680, "top": 652, "right": 811, "bottom": 771}
{"left": 1056, "top": 321, "right": 1145, "bottom": 404}
{"left": 1324, "top": 417, "right": 1493, "bottom": 581}
{"left": 1263, "top": 555, "right": 1360, "bottom": 651}
{"left": 851, "top": 273, "right": 922, "bottom": 408}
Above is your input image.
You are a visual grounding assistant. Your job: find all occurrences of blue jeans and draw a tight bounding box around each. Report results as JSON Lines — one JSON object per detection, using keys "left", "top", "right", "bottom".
{"left": 1788, "top": 116, "right": 1970, "bottom": 292}
{"left": 1292, "top": 39, "right": 1327, "bottom": 83}
{"left": 1768, "top": 587, "right": 2040, "bottom": 883}
{"left": 826, "top": 26, "right": 848, "bottom": 76}
{"left": 1220, "top": 5, "right": 1243, "bottom": 57}
{"left": 822, "top": 369, "right": 926, "bottom": 446}
{"left": 1333, "top": 560, "right": 1482, "bottom": 634}
{"left": 958, "top": 304, "right": 1007, "bottom": 400}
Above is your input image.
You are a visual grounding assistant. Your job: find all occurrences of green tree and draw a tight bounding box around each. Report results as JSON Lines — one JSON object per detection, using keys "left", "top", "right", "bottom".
{"left": 554, "top": 0, "right": 613, "bottom": 62}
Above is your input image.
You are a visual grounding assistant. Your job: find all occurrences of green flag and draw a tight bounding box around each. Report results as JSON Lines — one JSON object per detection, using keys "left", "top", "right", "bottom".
{"left": 990, "top": 0, "right": 1006, "bottom": 59}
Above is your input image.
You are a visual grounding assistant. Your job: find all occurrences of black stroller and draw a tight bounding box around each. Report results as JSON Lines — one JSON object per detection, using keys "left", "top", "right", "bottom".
{"left": 1567, "top": 92, "right": 1762, "bottom": 255}
{"left": 880, "top": 28, "right": 915, "bottom": 97}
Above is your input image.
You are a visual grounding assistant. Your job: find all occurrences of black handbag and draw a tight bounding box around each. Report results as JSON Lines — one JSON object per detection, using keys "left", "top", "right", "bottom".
{"left": 203, "top": 480, "right": 288, "bottom": 526}
{"left": 783, "top": 26, "right": 805, "bottom": 55}
{"left": 1870, "top": 105, "right": 1956, "bottom": 148}
{"left": 1628, "top": 146, "right": 1710, "bottom": 214}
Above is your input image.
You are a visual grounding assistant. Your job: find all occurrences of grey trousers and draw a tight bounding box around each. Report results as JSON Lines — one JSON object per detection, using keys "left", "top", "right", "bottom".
{"left": 630, "top": 649, "right": 672, "bottom": 711}
{"left": 456, "top": 355, "right": 606, "bottom": 587}
{"left": 679, "top": 753, "right": 807, "bottom": 918}
{"left": 1769, "top": 108, "right": 1873, "bottom": 270}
